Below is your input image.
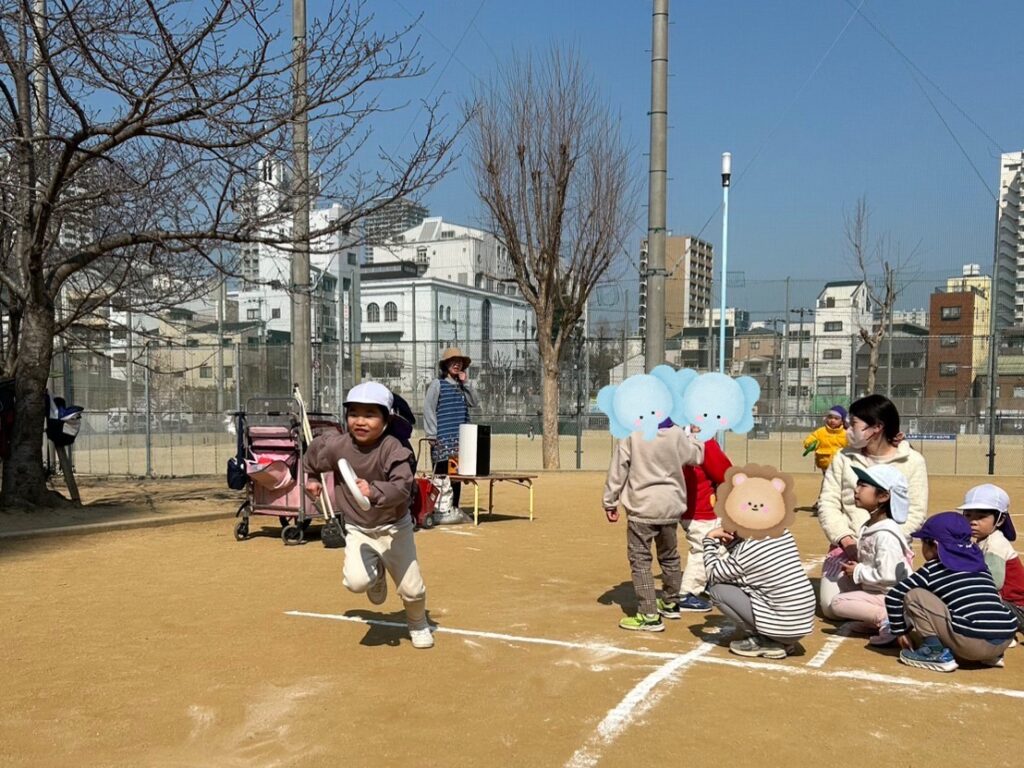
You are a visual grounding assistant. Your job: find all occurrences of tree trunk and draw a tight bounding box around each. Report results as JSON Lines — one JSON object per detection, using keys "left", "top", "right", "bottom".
{"left": 865, "top": 340, "right": 880, "bottom": 394}
{"left": 1, "top": 302, "right": 69, "bottom": 508}
{"left": 541, "top": 359, "right": 561, "bottom": 470}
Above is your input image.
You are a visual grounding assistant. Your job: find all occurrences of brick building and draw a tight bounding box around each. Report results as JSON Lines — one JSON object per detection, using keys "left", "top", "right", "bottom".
{"left": 925, "top": 290, "right": 977, "bottom": 412}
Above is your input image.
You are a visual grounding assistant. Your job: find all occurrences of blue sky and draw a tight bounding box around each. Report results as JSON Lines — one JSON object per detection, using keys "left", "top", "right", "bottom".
{"left": 346, "top": 1, "right": 1021, "bottom": 327}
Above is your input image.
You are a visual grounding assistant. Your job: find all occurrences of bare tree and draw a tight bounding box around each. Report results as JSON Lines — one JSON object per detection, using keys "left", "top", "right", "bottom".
{"left": 845, "top": 197, "right": 919, "bottom": 395}
{"left": 0, "top": 0, "right": 457, "bottom": 507}
{"left": 467, "top": 49, "right": 634, "bottom": 469}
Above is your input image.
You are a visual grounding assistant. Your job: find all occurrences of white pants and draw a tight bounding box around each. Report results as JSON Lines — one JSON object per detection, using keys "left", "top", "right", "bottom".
{"left": 680, "top": 517, "right": 719, "bottom": 596}
{"left": 343, "top": 516, "right": 427, "bottom": 629}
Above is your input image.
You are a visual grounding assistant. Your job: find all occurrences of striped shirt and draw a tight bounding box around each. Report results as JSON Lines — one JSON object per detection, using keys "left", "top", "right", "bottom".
{"left": 425, "top": 378, "right": 473, "bottom": 463}
{"left": 702, "top": 531, "right": 816, "bottom": 638}
{"left": 884, "top": 560, "right": 1018, "bottom": 640}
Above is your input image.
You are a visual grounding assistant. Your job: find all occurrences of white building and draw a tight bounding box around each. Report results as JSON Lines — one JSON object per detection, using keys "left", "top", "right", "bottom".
{"left": 372, "top": 216, "right": 520, "bottom": 295}
{"left": 358, "top": 261, "right": 535, "bottom": 413}
{"left": 996, "top": 151, "right": 1023, "bottom": 328}
{"left": 892, "top": 308, "right": 929, "bottom": 328}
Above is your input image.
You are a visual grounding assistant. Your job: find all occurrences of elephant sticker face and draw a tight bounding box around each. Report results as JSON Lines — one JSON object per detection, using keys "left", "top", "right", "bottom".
{"left": 715, "top": 464, "right": 796, "bottom": 540}
{"left": 678, "top": 371, "right": 761, "bottom": 443}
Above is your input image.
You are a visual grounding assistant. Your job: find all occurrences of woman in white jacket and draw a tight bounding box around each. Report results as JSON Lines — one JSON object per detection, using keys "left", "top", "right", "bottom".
{"left": 817, "top": 394, "right": 928, "bottom": 617}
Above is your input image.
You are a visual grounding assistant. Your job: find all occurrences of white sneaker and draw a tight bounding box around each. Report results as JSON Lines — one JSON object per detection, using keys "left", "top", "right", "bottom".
{"left": 367, "top": 571, "right": 387, "bottom": 605}
{"left": 409, "top": 626, "right": 434, "bottom": 649}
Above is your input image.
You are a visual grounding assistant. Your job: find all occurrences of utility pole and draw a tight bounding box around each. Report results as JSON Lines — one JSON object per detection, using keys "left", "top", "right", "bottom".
{"left": 782, "top": 278, "right": 790, "bottom": 419}
{"left": 336, "top": 270, "right": 344, "bottom": 410}
{"left": 987, "top": 200, "right": 1002, "bottom": 474}
{"left": 216, "top": 279, "right": 225, "bottom": 413}
{"left": 886, "top": 301, "right": 894, "bottom": 397}
{"left": 718, "top": 152, "right": 731, "bottom": 375}
{"left": 290, "top": 0, "right": 312, "bottom": 401}
{"left": 643, "top": 0, "right": 669, "bottom": 372}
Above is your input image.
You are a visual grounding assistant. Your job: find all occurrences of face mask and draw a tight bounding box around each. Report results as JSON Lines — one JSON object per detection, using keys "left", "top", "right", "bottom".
{"left": 846, "top": 426, "right": 870, "bottom": 450}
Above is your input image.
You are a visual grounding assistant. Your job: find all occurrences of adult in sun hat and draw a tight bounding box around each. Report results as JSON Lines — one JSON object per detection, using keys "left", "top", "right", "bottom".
{"left": 958, "top": 483, "right": 1024, "bottom": 634}
{"left": 423, "top": 347, "right": 479, "bottom": 518}
{"left": 816, "top": 394, "right": 929, "bottom": 617}
{"left": 884, "top": 512, "right": 1017, "bottom": 672}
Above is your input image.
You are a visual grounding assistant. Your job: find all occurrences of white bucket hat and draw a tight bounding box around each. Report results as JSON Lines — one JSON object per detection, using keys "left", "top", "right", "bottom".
{"left": 343, "top": 381, "right": 393, "bottom": 411}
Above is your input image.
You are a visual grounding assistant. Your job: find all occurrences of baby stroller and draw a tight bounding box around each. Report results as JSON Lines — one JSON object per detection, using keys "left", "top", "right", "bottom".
{"left": 231, "top": 396, "right": 342, "bottom": 545}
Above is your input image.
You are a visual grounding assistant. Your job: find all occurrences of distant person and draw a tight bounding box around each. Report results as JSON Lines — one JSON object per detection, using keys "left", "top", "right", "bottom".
{"left": 423, "top": 348, "right": 479, "bottom": 519}
{"left": 817, "top": 394, "right": 928, "bottom": 617}
{"left": 885, "top": 512, "right": 1016, "bottom": 672}
{"left": 802, "top": 405, "right": 848, "bottom": 513}
{"left": 602, "top": 420, "right": 705, "bottom": 632}
{"left": 959, "top": 484, "right": 1024, "bottom": 635}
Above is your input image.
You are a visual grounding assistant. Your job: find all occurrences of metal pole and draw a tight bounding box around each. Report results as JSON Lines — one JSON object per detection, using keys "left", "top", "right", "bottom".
{"left": 987, "top": 201, "right": 1002, "bottom": 474}
{"left": 411, "top": 282, "right": 418, "bottom": 408}
{"left": 126, "top": 309, "right": 133, "bottom": 428}
{"left": 336, "top": 270, "right": 344, "bottom": 410}
{"left": 795, "top": 309, "right": 804, "bottom": 419}
{"left": 234, "top": 342, "right": 241, "bottom": 411}
{"left": 216, "top": 279, "right": 225, "bottom": 413}
{"left": 144, "top": 344, "right": 152, "bottom": 477}
{"left": 782, "top": 278, "right": 790, "bottom": 418}
{"left": 644, "top": 0, "right": 669, "bottom": 371}
{"left": 290, "top": 0, "right": 312, "bottom": 402}
{"left": 886, "top": 301, "right": 894, "bottom": 397}
{"left": 718, "top": 152, "right": 731, "bottom": 375}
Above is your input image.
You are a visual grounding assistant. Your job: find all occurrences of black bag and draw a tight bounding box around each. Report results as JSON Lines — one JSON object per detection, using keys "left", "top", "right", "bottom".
{"left": 321, "top": 517, "right": 346, "bottom": 548}
{"left": 226, "top": 413, "right": 248, "bottom": 490}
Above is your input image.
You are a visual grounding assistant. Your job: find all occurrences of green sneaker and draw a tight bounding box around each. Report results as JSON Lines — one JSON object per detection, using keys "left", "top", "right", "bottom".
{"left": 619, "top": 613, "right": 665, "bottom": 632}
{"left": 656, "top": 598, "right": 682, "bottom": 620}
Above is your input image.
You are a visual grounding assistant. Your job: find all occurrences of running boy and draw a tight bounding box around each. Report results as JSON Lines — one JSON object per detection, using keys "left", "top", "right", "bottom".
{"left": 959, "top": 484, "right": 1024, "bottom": 634}
{"left": 303, "top": 382, "right": 432, "bottom": 649}
{"left": 885, "top": 512, "right": 1017, "bottom": 672}
{"left": 603, "top": 421, "right": 705, "bottom": 632}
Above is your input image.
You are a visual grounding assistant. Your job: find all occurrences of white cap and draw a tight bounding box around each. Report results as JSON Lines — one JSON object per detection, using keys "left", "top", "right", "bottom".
{"left": 343, "top": 381, "right": 393, "bottom": 411}
{"left": 958, "top": 484, "right": 1009, "bottom": 515}
{"left": 853, "top": 464, "right": 910, "bottom": 524}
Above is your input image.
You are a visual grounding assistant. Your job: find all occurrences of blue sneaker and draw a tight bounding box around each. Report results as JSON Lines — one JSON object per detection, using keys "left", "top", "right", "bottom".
{"left": 899, "top": 644, "right": 958, "bottom": 673}
{"left": 677, "top": 593, "right": 712, "bottom": 612}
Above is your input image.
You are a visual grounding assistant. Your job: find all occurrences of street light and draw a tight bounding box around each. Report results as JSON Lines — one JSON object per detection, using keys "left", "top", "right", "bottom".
{"left": 790, "top": 307, "right": 813, "bottom": 417}
{"left": 718, "top": 152, "right": 732, "bottom": 376}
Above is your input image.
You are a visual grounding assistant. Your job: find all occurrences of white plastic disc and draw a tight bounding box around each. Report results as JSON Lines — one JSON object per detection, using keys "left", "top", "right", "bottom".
{"left": 338, "top": 458, "right": 371, "bottom": 511}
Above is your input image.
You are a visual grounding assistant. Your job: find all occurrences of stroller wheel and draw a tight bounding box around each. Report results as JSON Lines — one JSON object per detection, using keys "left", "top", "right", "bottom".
{"left": 422, "top": 513, "right": 435, "bottom": 530}
{"left": 233, "top": 520, "right": 249, "bottom": 541}
{"left": 282, "top": 523, "right": 304, "bottom": 545}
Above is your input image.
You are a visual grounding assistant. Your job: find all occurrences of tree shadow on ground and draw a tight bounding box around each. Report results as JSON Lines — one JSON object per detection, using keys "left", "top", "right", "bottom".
{"left": 344, "top": 608, "right": 438, "bottom": 649}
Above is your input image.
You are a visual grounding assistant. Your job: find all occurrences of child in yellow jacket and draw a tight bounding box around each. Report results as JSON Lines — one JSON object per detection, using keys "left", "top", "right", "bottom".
{"left": 804, "top": 405, "right": 848, "bottom": 473}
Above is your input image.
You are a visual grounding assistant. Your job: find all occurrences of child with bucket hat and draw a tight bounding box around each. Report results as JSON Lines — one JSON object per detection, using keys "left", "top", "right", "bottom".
{"left": 884, "top": 512, "right": 1017, "bottom": 672}
{"left": 959, "top": 484, "right": 1024, "bottom": 635}
{"left": 827, "top": 464, "right": 913, "bottom": 645}
{"left": 303, "top": 382, "right": 434, "bottom": 649}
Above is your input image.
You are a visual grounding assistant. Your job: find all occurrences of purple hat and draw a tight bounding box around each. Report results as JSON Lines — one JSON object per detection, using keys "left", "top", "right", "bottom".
{"left": 958, "top": 484, "right": 1016, "bottom": 542}
{"left": 912, "top": 512, "right": 988, "bottom": 573}
{"left": 828, "top": 405, "right": 848, "bottom": 423}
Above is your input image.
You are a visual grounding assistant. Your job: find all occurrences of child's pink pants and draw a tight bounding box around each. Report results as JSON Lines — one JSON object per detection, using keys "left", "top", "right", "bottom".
{"left": 829, "top": 589, "right": 886, "bottom": 627}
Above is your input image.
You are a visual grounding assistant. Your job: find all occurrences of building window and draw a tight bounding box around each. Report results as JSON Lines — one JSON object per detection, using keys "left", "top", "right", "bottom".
{"left": 445, "top": 307, "right": 451, "bottom": 322}
{"left": 367, "top": 303, "right": 380, "bottom": 323}
{"left": 384, "top": 301, "right": 398, "bottom": 322}
{"left": 247, "top": 308, "right": 260, "bottom": 320}
{"left": 441, "top": 230, "right": 455, "bottom": 239}
{"left": 200, "top": 366, "right": 212, "bottom": 379}
{"left": 416, "top": 246, "right": 428, "bottom": 265}
{"left": 939, "top": 363, "right": 958, "bottom": 376}
{"left": 438, "top": 304, "right": 444, "bottom": 320}
{"left": 940, "top": 335, "right": 958, "bottom": 347}
{"left": 938, "top": 389, "right": 957, "bottom": 398}
{"left": 941, "top": 306, "right": 961, "bottom": 321}
{"left": 224, "top": 366, "right": 233, "bottom": 380}
{"left": 271, "top": 308, "right": 281, "bottom": 319}
{"left": 1013, "top": 386, "right": 1024, "bottom": 399}
{"left": 787, "top": 357, "right": 810, "bottom": 369}
{"left": 823, "top": 348, "right": 842, "bottom": 360}
{"left": 787, "top": 386, "right": 810, "bottom": 397}
{"left": 112, "top": 329, "right": 127, "bottom": 340}
{"left": 347, "top": 252, "right": 358, "bottom": 265}
{"left": 823, "top": 321, "right": 843, "bottom": 332}
{"left": 749, "top": 341, "right": 760, "bottom": 350}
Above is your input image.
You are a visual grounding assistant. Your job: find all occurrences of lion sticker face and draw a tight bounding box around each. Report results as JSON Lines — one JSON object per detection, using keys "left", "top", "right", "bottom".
{"left": 715, "top": 464, "right": 796, "bottom": 540}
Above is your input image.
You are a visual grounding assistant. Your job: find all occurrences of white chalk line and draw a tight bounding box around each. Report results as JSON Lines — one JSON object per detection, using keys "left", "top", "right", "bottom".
{"left": 806, "top": 623, "right": 854, "bottom": 668}
{"left": 286, "top": 610, "right": 1024, "bottom": 701}
{"left": 564, "top": 643, "right": 714, "bottom": 768}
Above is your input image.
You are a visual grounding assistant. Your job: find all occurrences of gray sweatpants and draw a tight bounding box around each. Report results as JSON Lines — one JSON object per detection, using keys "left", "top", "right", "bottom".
{"left": 626, "top": 519, "right": 681, "bottom": 615}
{"left": 706, "top": 583, "right": 805, "bottom": 645}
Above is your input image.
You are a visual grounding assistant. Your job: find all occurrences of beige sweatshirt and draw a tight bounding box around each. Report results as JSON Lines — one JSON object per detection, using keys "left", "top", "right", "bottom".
{"left": 302, "top": 431, "right": 413, "bottom": 528}
{"left": 602, "top": 426, "right": 705, "bottom": 525}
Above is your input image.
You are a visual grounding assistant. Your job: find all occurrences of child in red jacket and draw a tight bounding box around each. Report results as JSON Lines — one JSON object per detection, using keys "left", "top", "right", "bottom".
{"left": 679, "top": 437, "right": 733, "bottom": 611}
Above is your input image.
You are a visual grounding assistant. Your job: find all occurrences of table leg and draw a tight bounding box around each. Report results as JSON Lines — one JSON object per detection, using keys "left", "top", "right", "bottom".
{"left": 488, "top": 479, "right": 496, "bottom": 517}
{"left": 529, "top": 482, "right": 534, "bottom": 522}
{"left": 473, "top": 483, "right": 480, "bottom": 526}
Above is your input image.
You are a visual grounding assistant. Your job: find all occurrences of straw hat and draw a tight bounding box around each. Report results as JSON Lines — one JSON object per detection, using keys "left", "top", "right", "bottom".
{"left": 440, "top": 347, "right": 471, "bottom": 368}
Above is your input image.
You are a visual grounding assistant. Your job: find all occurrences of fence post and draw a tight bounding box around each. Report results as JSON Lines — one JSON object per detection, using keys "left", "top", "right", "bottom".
{"left": 234, "top": 342, "right": 241, "bottom": 411}
{"left": 144, "top": 344, "right": 152, "bottom": 478}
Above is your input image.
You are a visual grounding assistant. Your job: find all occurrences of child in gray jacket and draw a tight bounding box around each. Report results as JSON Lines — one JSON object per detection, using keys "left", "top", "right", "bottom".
{"left": 603, "top": 421, "right": 705, "bottom": 631}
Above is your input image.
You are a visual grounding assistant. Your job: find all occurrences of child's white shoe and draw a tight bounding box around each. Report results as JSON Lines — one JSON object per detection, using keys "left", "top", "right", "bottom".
{"left": 409, "top": 626, "right": 434, "bottom": 649}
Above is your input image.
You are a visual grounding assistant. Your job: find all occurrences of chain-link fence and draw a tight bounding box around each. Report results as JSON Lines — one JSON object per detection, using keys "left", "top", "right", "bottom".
{"left": 47, "top": 334, "right": 1024, "bottom": 477}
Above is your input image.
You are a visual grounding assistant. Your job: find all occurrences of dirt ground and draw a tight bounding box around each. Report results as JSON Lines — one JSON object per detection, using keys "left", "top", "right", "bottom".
{"left": 2, "top": 471, "right": 1023, "bottom": 768}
